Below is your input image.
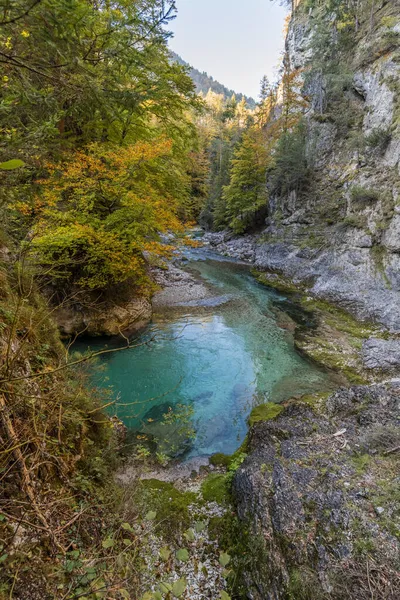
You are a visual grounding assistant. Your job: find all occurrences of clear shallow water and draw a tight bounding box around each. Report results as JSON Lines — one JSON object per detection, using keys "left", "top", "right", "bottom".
{"left": 75, "top": 252, "right": 337, "bottom": 458}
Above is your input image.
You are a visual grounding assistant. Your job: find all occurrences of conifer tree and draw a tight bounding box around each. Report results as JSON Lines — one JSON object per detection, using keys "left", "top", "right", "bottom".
{"left": 223, "top": 127, "right": 269, "bottom": 233}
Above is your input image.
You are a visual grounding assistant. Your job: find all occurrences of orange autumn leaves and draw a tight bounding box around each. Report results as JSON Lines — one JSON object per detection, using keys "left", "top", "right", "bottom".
{"left": 20, "top": 139, "right": 184, "bottom": 290}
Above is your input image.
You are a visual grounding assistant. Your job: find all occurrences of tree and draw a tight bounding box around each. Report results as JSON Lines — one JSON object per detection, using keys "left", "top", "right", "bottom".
{"left": 196, "top": 91, "right": 252, "bottom": 230}
{"left": 223, "top": 127, "right": 270, "bottom": 233}
{"left": 15, "top": 139, "right": 185, "bottom": 291}
{"left": 260, "top": 75, "right": 272, "bottom": 103}
{"left": 270, "top": 120, "right": 309, "bottom": 196}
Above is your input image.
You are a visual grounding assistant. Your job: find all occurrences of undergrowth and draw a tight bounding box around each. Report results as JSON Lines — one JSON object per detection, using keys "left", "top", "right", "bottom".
{"left": 0, "top": 253, "right": 146, "bottom": 598}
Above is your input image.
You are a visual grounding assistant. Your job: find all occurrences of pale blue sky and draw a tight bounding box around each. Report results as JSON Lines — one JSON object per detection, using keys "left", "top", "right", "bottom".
{"left": 169, "top": 0, "right": 288, "bottom": 100}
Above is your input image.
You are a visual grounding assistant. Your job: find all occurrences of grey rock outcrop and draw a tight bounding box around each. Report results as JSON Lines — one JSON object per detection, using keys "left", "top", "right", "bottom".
{"left": 204, "top": 231, "right": 400, "bottom": 332}
{"left": 233, "top": 383, "right": 400, "bottom": 599}
{"left": 382, "top": 214, "right": 400, "bottom": 252}
{"left": 203, "top": 232, "right": 256, "bottom": 262}
{"left": 362, "top": 337, "right": 400, "bottom": 370}
{"left": 353, "top": 62, "right": 396, "bottom": 134}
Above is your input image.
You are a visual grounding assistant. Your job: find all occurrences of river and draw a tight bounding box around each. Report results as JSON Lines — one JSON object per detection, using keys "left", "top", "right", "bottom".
{"left": 74, "top": 246, "right": 337, "bottom": 459}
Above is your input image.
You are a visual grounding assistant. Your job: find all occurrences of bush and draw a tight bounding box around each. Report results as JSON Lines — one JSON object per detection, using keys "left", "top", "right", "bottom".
{"left": 350, "top": 186, "right": 379, "bottom": 204}
{"left": 365, "top": 128, "right": 391, "bottom": 153}
{"left": 342, "top": 215, "right": 366, "bottom": 229}
{"left": 381, "top": 30, "right": 400, "bottom": 52}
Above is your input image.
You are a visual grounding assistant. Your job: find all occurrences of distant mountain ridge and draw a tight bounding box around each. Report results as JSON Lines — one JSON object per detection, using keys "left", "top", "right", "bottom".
{"left": 171, "top": 52, "right": 256, "bottom": 109}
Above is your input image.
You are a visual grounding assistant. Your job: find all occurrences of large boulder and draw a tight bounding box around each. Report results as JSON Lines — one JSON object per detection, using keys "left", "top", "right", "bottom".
{"left": 233, "top": 383, "right": 400, "bottom": 599}
{"left": 54, "top": 294, "right": 152, "bottom": 337}
{"left": 362, "top": 337, "right": 400, "bottom": 370}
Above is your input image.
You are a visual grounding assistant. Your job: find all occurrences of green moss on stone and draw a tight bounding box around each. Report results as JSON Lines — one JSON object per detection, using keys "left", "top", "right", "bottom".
{"left": 249, "top": 402, "right": 284, "bottom": 426}
{"left": 209, "top": 452, "right": 231, "bottom": 467}
{"left": 252, "top": 269, "right": 300, "bottom": 294}
{"left": 300, "top": 297, "right": 380, "bottom": 339}
{"left": 134, "top": 479, "right": 197, "bottom": 538}
{"left": 201, "top": 473, "right": 229, "bottom": 504}
{"left": 352, "top": 454, "right": 372, "bottom": 474}
{"left": 299, "top": 392, "right": 331, "bottom": 408}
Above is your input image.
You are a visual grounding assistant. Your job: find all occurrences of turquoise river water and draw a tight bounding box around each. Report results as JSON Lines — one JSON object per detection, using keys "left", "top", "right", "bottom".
{"left": 75, "top": 248, "right": 337, "bottom": 459}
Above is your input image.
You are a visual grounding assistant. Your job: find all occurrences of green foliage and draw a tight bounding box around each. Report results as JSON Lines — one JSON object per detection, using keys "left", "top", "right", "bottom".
{"left": 133, "top": 479, "right": 197, "bottom": 539}
{"left": 342, "top": 214, "right": 366, "bottom": 229}
{"left": 1, "top": 0, "right": 202, "bottom": 293}
{"left": 0, "top": 0, "right": 198, "bottom": 157}
{"left": 219, "top": 552, "right": 231, "bottom": 567}
{"left": 350, "top": 186, "right": 380, "bottom": 204}
{"left": 365, "top": 128, "right": 392, "bottom": 152}
{"left": 223, "top": 127, "right": 269, "bottom": 233}
{"left": 248, "top": 402, "right": 284, "bottom": 426}
{"left": 209, "top": 452, "right": 232, "bottom": 467}
{"left": 288, "top": 567, "right": 327, "bottom": 600}
{"left": 0, "top": 159, "right": 25, "bottom": 170}
{"left": 198, "top": 91, "right": 251, "bottom": 231}
{"left": 175, "top": 548, "right": 189, "bottom": 562}
{"left": 270, "top": 122, "right": 309, "bottom": 196}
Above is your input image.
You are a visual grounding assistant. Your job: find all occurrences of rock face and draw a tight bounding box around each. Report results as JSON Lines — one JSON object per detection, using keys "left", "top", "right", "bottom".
{"left": 362, "top": 337, "right": 400, "bottom": 370}
{"left": 203, "top": 231, "right": 256, "bottom": 262}
{"left": 233, "top": 383, "right": 400, "bottom": 599}
{"left": 54, "top": 293, "right": 152, "bottom": 337}
{"left": 203, "top": 3, "right": 400, "bottom": 334}
{"left": 203, "top": 231, "right": 400, "bottom": 331}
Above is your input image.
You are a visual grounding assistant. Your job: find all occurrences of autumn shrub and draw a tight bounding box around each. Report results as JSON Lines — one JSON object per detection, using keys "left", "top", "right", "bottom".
{"left": 16, "top": 140, "right": 184, "bottom": 291}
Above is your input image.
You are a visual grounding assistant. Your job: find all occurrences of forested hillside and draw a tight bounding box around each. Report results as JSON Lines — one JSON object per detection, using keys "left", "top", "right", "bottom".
{"left": 170, "top": 52, "right": 256, "bottom": 108}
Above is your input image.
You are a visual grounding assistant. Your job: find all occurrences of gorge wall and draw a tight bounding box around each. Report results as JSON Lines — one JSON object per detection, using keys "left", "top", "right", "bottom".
{"left": 206, "top": 0, "right": 400, "bottom": 334}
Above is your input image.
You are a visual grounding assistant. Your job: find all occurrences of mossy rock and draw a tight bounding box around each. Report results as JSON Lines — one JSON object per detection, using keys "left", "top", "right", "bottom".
{"left": 298, "top": 392, "right": 331, "bottom": 408}
{"left": 252, "top": 269, "right": 300, "bottom": 294}
{"left": 210, "top": 441, "right": 248, "bottom": 469}
{"left": 248, "top": 402, "right": 284, "bottom": 426}
{"left": 209, "top": 452, "right": 231, "bottom": 467}
{"left": 134, "top": 479, "right": 197, "bottom": 538}
{"left": 201, "top": 473, "right": 229, "bottom": 504}
{"left": 300, "top": 297, "right": 380, "bottom": 339}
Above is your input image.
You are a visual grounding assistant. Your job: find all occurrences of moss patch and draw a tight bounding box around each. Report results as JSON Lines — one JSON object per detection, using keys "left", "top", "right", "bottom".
{"left": 249, "top": 402, "right": 284, "bottom": 426}
{"left": 209, "top": 452, "right": 231, "bottom": 467}
{"left": 300, "top": 297, "right": 380, "bottom": 339}
{"left": 133, "top": 479, "right": 197, "bottom": 539}
{"left": 298, "top": 392, "right": 331, "bottom": 408}
{"left": 200, "top": 473, "right": 229, "bottom": 504}
{"left": 252, "top": 269, "right": 301, "bottom": 294}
